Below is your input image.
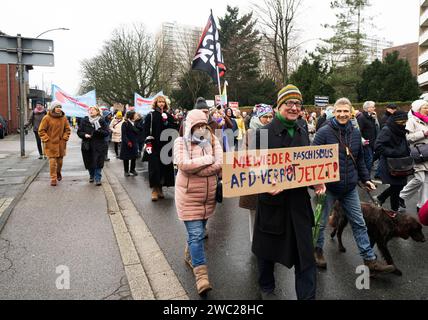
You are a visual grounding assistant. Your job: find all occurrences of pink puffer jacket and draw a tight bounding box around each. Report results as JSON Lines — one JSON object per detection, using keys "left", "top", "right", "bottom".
{"left": 174, "top": 110, "right": 223, "bottom": 221}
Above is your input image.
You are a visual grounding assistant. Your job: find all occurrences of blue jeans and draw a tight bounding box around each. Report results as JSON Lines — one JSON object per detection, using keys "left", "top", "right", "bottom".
{"left": 89, "top": 168, "right": 102, "bottom": 182}
{"left": 315, "top": 188, "right": 376, "bottom": 261}
{"left": 363, "top": 146, "right": 374, "bottom": 174}
{"left": 184, "top": 220, "right": 207, "bottom": 267}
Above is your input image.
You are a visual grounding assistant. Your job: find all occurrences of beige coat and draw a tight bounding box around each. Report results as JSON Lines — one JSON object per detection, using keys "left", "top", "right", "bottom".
{"left": 406, "top": 115, "right": 428, "bottom": 172}
{"left": 173, "top": 110, "right": 223, "bottom": 221}
{"left": 109, "top": 118, "right": 123, "bottom": 143}
{"left": 38, "top": 111, "right": 71, "bottom": 158}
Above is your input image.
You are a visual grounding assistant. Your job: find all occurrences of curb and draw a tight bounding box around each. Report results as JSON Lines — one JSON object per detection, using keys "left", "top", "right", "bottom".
{"left": 0, "top": 158, "right": 47, "bottom": 234}
{"left": 103, "top": 166, "right": 189, "bottom": 300}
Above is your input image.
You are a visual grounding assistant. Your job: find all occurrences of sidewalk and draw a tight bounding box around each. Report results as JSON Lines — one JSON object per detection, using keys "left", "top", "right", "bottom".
{"left": 0, "top": 134, "right": 46, "bottom": 233}
{"left": 0, "top": 133, "right": 131, "bottom": 299}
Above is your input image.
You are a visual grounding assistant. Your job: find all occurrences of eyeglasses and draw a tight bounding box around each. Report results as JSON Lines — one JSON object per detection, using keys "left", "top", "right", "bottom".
{"left": 285, "top": 101, "right": 302, "bottom": 108}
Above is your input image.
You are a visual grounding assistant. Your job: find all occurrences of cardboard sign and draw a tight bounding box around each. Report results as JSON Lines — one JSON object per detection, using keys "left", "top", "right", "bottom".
{"left": 222, "top": 144, "right": 340, "bottom": 198}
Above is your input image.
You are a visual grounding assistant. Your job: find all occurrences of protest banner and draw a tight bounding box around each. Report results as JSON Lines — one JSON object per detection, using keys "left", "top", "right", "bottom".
{"left": 134, "top": 91, "right": 164, "bottom": 116}
{"left": 222, "top": 144, "right": 340, "bottom": 198}
{"left": 51, "top": 85, "right": 96, "bottom": 118}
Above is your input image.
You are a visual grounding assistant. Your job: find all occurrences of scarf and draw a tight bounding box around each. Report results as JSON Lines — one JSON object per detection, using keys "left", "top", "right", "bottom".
{"left": 249, "top": 116, "right": 263, "bottom": 130}
{"left": 413, "top": 111, "right": 428, "bottom": 124}
{"left": 89, "top": 115, "right": 101, "bottom": 130}
{"left": 276, "top": 113, "right": 296, "bottom": 138}
{"left": 34, "top": 105, "right": 45, "bottom": 114}
{"left": 49, "top": 110, "right": 64, "bottom": 118}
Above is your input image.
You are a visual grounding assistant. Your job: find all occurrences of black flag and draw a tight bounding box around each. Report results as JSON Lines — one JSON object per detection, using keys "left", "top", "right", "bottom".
{"left": 192, "top": 12, "right": 226, "bottom": 84}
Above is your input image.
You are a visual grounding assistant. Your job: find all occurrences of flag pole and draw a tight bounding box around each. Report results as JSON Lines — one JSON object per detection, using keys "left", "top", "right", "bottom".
{"left": 216, "top": 66, "right": 222, "bottom": 99}
{"left": 211, "top": 9, "right": 222, "bottom": 103}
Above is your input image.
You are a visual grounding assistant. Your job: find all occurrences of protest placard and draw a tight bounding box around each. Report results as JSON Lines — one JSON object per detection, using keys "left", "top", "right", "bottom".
{"left": 222, "top": 144, "right": 340, "bottom": 198}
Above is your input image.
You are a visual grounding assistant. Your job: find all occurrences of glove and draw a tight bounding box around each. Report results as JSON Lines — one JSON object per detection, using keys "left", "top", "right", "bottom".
{"left": 145, "top": 142, "right": 153, "bottom": 155}
{"left": 127, "top": 141, "right": 133, "bottom": 148}
{"left": 162, "top": 113, "right": 168, "bottom": 121}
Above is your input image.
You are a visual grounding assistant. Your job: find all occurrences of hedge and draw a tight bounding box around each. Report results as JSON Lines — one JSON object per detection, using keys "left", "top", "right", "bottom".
{"left": 239, "top": 101, "right": 413, "bottom": 116}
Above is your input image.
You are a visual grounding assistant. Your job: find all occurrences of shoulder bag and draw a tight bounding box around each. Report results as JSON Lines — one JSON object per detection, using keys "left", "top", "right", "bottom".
{"left": 410, "top": 143, "right": 428, "bottom": 164}
{"left": 386, "top": 157, "right": 415, "bottom": 177}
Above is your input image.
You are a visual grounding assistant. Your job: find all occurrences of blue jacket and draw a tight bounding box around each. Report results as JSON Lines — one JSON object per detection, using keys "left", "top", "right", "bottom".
{"left": 312, "top": 119, "right": 370, "bottom": 195}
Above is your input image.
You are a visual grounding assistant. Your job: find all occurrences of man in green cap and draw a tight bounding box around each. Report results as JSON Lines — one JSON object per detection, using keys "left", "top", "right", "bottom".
{"left": 252, "top": 84, "right": 325, "bottom": 300}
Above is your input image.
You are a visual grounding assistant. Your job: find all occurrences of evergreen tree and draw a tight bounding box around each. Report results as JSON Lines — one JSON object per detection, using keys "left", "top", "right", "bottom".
{"left": 219, "top": 6, "right": 266, "bottom": 106}
{"left": 357, "top": 51, "right": 420, "bottom": 102}
{"left": 171, "top": 70, "right": 213, "bottom": 109}
{"left": 289, "top": 56, "right": 336, "bottom": 105}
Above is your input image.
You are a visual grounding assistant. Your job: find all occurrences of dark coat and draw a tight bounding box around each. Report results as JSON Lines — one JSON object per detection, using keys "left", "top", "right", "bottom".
{"left": 313, "top": 119, "right": 370, "bottom": 195}
{"left": 26, "top": 110, "right": 47, "bottom": 132}
{"left": 77, "top": 117, "right": 109, "bottom": 169}
{"left": 252, "top": 117, "right": 315, "bottom": 271}
{"left": 316, "top": 114, "right": 327, "bottom": 131}
{"left": 357, "top": 111, "right": 378, "bottom": 149}
{"left": 143, "top": 109, "right": 178, "bottom": 188}
{"left": 120, "top": 121, "right": 139, "bottom": 160}
{"left": 374, "top": 119, "right": 410, "bottom": 186}
{"left": 379, "top": 111, "right": 393, "bottom": 129}
{"left": 134, "top": 118, "right": 145, "bottom": 144}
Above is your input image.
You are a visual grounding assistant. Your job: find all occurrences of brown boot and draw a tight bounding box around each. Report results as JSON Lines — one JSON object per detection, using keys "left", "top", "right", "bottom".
{"left": 57, "top": 172, "right": 62, "bottom": 181}
{"left": 193, "top": 265, "right": 212, "bottom": 295}
{"left": 157, "top": 187, "right": 165, "bottom": 199}
{"left": 184, "top": 244, "right": 193, "bottom": 269}
{"left": 314, "top": 247, "right": 327, "bottom": 269}
{"left": 364, "top": 259, "right": 395, "bottom": 274}
{"left": 51, "top": 179, "right": 57, "bottom": 186}
{"left": 151, "top": 188, "right": 159, "bottom": 202}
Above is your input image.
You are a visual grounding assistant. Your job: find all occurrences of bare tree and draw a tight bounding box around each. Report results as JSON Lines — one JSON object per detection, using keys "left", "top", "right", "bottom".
{"left": 253, "top": 0, "right": 302, "bottom": 86}
{"left": 80, "top": 24, "right": 166, "bottom": 105}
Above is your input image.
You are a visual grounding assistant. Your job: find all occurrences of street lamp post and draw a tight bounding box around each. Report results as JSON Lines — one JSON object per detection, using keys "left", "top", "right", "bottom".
{"left": 35, "top": 28, "right": 69, "bottom": 39}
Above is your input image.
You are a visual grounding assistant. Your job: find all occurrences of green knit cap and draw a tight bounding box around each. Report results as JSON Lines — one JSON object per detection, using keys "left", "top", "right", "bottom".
{"left": 277, "top": 84, "right": 302, "bottom": 108}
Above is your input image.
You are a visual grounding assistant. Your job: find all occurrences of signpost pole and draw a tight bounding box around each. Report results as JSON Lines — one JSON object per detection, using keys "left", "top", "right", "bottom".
{"left": 17, "top": 34, "right": 25, "bottom": 157}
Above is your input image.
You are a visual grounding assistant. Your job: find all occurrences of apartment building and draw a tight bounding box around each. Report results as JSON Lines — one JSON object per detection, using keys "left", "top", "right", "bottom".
{"left": 419, "top": 0, "right": 428, "bottom": 91}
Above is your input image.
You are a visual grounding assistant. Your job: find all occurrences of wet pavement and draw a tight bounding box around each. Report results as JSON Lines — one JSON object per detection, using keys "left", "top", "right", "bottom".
{"left": 106, "top": 149, "right": 428, "bottom": 300}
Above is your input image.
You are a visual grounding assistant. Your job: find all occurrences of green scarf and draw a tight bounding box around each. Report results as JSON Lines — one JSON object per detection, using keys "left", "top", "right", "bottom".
{"left": 276, "top": 113, "right": 296, "bottom": 138}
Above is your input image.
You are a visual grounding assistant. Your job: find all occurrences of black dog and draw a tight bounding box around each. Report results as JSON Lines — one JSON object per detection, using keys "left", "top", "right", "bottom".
{"left": 330, "top": 201, "right": 426, "bottom": 276}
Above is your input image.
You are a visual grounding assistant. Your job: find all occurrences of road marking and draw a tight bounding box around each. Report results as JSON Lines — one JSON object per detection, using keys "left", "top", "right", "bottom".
{"left": 0, "top": 198, "right": 14, "bottom": 218}
{"left": 103, "top": 168, "right": 188, "bottom": 300}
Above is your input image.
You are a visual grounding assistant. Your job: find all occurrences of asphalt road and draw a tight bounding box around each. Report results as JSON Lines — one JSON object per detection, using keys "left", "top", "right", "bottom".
{"left": 106, "top": 149, "right": 428, "bottom": 300}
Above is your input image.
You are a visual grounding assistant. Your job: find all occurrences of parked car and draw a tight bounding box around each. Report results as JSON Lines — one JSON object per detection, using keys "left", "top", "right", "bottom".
{"left": 0, "top": 115, "right": 8, "bottom": 139}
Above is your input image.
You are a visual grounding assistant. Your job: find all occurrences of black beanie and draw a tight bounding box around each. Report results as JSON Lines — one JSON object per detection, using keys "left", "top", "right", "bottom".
{"left": 391, "top": 110, "right": 408, "bottom": 122}
{"left": 194, "top": 97, "right": 209, "bottom": 110}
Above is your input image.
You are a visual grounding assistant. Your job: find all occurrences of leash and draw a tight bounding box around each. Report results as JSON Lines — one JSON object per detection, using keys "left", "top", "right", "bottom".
{"left": 358, "top": 182, "right": 380, "bottom": 207}
{"left": 357, "top": 182, "right": 397, "bottom": 219}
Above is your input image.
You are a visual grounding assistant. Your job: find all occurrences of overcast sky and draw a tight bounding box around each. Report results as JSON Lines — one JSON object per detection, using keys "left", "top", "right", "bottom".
{"left": 1, "top": 0, "right": 420, "bottom": 95}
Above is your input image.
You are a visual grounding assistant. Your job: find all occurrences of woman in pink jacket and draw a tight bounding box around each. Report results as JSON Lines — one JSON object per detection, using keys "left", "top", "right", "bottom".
{"left": 173, "top": 109, "right": 223, "bottom": 295}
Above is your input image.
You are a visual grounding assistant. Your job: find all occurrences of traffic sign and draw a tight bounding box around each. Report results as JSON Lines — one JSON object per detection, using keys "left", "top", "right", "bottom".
{"left": 0, "top": 35, "right": 54, "bottom": 66}
{"left": 0, "top": 51, "right": 54, "bottom": 66}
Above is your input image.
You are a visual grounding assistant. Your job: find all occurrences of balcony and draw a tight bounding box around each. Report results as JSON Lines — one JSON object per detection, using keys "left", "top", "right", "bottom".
{"left": 421, "top": 8, "right": 428, "bottom": 26}
{"left": 419, "top": 70, "right": 428, "bottom": 86}
{"left": 421, "top": 28, "right": 428, "bottom": 46}
{"left": 420, "top": 50, "right": 428, "bottom": 67}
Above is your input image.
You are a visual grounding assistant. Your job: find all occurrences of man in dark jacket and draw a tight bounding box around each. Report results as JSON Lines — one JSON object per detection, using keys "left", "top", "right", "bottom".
{"left": 253, "top": 84, "right": 325, "bottom": 300}
{"left": 25, "top": 102, "right": 47, "bottom": 159}
{"left": 357, "top": 101, "right": 380, "bottom": 173}
{"left": 379, "top": 103, "right": 397, "bottom": 129}
{"left": 312, "top": 98, "right": 395, "bottom": 275}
